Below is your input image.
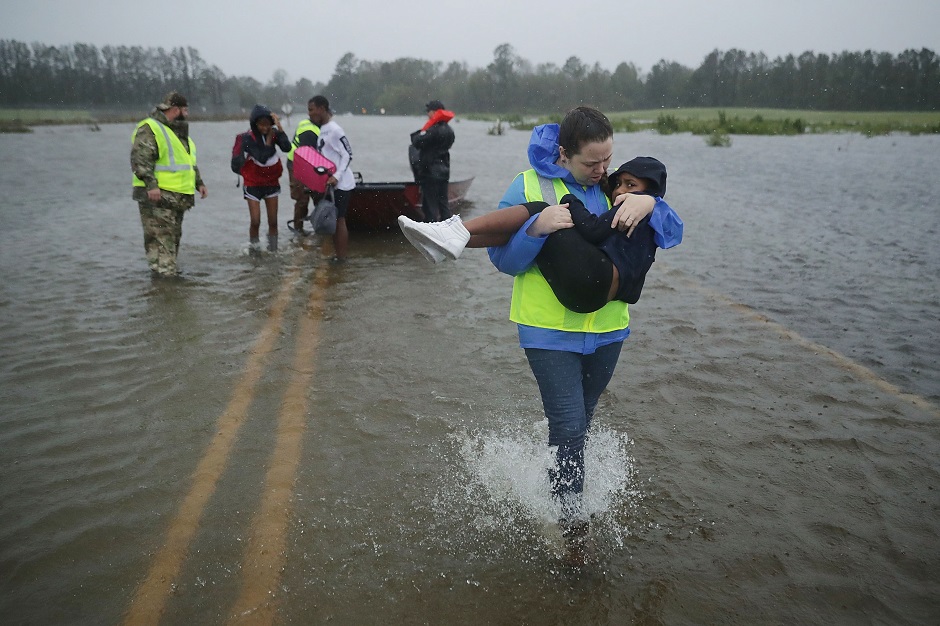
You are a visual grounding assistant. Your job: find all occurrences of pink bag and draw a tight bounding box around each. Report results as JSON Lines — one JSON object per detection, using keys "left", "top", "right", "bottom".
{"left": 293, "top": 146, "right": 336, "bottom": 193}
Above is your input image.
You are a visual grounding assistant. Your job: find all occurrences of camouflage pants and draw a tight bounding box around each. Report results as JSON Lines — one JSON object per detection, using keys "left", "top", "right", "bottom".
{"left": 138, "top": 202, "right": 186, "bottom": 276}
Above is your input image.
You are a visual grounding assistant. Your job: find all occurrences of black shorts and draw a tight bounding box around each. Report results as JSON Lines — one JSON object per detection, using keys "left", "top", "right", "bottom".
{"left": 331, "top": 187, "right": 351, "bottom": 219}
{"left": 243, "top": 185, "right": 280, "bottom": 201}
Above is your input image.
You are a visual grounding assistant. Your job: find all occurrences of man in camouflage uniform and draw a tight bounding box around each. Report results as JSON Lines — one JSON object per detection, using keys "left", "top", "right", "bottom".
{"left": 131, "top": 91, "right": 208, "bottom": 277}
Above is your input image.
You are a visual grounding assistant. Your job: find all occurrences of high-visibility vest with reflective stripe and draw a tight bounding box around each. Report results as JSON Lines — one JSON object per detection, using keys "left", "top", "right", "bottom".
{"left": 287, "top": 119, "right": 321, "bottom": 161}
{"left": 131, "top": 118, "right": 197, "bottom": 194}
{"left": 508, "top": 169, "right": 630, "bottom": 332}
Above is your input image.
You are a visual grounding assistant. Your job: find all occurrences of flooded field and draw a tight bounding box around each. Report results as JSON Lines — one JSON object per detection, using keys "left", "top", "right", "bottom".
{"left": 1, "top": 117, "right": 938, "bottom": 624}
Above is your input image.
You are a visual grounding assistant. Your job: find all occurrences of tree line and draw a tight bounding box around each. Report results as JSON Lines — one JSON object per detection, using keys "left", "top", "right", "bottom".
{"left": 1, "top": 39, "right": 937, "bottom": 115}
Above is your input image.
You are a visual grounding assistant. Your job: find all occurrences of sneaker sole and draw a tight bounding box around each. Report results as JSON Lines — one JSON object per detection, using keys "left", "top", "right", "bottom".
{"left": 398, "top": 217, "right": 467, "bottom": 261}
{"left": 398, "top": 216, "right": 446, "bottom": 263}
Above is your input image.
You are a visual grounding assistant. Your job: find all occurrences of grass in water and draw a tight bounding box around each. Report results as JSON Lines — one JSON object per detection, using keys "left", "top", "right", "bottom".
{"left": 508, "top": 108, "right": 940, "bottom": 137}
{"left": 5, "top": 107, "right": 940, "bottom": 137}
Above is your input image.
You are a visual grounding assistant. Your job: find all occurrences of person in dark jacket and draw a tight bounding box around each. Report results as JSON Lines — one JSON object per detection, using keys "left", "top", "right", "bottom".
{"left": 410, "top": 100, "right": 456, "bottom": 222}
{"left": 231, "top": 104, "right": 291, "bottom": 250}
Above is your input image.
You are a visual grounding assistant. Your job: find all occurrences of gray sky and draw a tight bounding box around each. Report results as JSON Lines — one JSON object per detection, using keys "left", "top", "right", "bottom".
{"left": 4, "top": 0, "right": 939, "bottom": 85}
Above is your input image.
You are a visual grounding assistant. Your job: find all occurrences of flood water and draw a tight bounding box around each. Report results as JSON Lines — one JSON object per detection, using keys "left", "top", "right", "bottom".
{"left": 1, "top": 116, "right": 938, "bottom": 625}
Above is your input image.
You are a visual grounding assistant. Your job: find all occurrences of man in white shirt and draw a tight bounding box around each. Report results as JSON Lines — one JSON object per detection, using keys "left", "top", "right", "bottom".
{"left": 309, "top": 95, "right": 355, "bottom": 262}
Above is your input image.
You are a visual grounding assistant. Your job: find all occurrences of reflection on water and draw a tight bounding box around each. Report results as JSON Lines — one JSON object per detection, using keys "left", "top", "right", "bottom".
{"left": 1, "top": 118, "right": 938, "bottom": 624}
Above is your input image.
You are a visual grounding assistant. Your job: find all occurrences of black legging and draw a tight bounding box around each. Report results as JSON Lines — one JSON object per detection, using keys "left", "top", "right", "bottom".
{"left": 524, "top": 202, "right": 613, "bottom": 314}
{"left": 538, "top": 228, "right": 613, "bottom": 314}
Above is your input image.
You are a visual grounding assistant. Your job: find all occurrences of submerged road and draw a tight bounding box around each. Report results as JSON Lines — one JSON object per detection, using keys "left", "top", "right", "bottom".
{"left": 125, "top": 246, "right": 331, "bottom": 626}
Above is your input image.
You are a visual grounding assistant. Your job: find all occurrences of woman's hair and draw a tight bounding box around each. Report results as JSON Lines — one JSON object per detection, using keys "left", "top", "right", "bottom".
{"left": 557, "top": 106, "right": 613, "bottom": 157}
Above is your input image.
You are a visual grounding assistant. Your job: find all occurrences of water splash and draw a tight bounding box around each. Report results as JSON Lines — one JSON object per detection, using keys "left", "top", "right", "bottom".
{"left": 445, "top": 418, "right": 641, "bottom": 555}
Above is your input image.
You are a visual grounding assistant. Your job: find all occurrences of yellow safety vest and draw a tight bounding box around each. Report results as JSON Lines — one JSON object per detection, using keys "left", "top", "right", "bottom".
{"left": 508, "top": 169, "right": 630, "bottom": 332}
{"left": 131, "top": 118, "right": 197, "bottom": 194}
{"left": 287, "top": 119, "right": 321, "bottom": 161}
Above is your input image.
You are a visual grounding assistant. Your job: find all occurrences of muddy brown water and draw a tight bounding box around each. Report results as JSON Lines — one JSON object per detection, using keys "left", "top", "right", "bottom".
{"left": 1, "top": 117, "right": 938, "bottom": 624}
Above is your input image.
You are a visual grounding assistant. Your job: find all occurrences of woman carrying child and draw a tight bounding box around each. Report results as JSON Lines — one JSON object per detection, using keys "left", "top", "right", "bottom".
{"left": 400, "top": 156, "right": 680, "bottom": 312}
{"left": 400, "top": 107, "right": 683, "bottom": 554}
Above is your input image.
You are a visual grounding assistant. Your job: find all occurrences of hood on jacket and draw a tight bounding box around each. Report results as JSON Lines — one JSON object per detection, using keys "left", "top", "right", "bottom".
{"left": 526, "top": 123, "right": 576, "bottom": 183}
{"left": 249, "top": 104, "right": 275, "bottom": 133}
{"left": 608, "top": 156, "right": 667, "bottom": 198}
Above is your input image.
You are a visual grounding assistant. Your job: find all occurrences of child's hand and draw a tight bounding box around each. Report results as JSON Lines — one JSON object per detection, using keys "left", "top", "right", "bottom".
{"left": 527, "top": 203, "right": 574, "bottom": 237}
{"left": 611, "top": 194, "right": 654, "bottom": 236}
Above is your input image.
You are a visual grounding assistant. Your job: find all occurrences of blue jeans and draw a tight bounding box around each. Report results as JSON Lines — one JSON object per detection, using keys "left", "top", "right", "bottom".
{"left": 524, "top": 342, "right": 623, "bottom": 514}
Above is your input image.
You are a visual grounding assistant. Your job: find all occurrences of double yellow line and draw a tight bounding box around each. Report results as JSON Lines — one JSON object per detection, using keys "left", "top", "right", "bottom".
{"left": 125, "top": 259, "right": 331, "bottom": 626}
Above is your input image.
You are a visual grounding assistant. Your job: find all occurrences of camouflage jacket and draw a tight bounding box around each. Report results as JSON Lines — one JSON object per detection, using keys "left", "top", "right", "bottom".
{"left": 131, "top": 108, "right": 205, "bottom": 208}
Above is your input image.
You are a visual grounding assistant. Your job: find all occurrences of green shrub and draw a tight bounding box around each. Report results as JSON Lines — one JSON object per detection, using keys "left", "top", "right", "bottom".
{"left": 705, "top": 130, "right": 731, "bottom": 147}
{"left": 656, "top": 114, "right": 681, "bottom": 134}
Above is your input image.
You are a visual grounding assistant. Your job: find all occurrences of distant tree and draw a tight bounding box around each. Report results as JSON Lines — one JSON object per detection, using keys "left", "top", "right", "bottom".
{"left": 609, "top": 61, "right": 643, "bottom": 109}
{"left": 325, "top": 52, "right": 360, "bottom": 112}
{"left": 291, "top": 77, "right": 318, "bottom": 103}
{"left": 688, "top": 49, "right": 721, "bottom": 106}
{"left": 562, "top": 56, "right": 586, "bottom": 81}
{"left": 1, "top": 39, "right": 938, "bottom": 115}
{"left": 902, "top": 48, "right": 940, "bottom": 110}
{"left": 644, "top": 60, "right": 692, "bottom": 108}
{"left": 436, "top": 61, "right": 470, "bottom": 111}
{"left": 486, "top": 43, "right": 521, "bottom": 110}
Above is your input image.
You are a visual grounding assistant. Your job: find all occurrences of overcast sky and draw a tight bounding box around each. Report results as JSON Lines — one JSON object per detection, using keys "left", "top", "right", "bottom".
{"left": 4, "top": 0, "right": 939, "bottom": 85}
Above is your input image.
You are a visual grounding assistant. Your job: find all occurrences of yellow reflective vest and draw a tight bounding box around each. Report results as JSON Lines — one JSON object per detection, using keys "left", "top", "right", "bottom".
{"left": 287, "top": 119, "right": 321, "bottom": 161}
{"left": 131, "top": 118, "right": 197, "bottom": 194}
{"left": 508, "top": 169, "right": 630, "bottom": 333}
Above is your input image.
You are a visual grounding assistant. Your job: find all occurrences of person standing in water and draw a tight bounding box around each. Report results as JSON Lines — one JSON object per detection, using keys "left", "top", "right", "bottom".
{"left": 486, "top": 107, "right": 682, "bottom": 551}
{"left": 410, "top": 99, "right": 456, "bottom": 222}
{"left": 131, "top": 91, "right": 208, "bottom": 277}
{"left": 231, "top": 104, "right": 291, "bottom": 251}
{"left": 286, "top": 97, "right": 322, "bottom": 235}
{"left": 308, "top": 95, "right": 354, "bottom": 262}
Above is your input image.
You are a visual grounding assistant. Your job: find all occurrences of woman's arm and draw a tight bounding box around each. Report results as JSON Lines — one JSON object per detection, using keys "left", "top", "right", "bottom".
{"left": 609, "top": 193, "right": 683, "bottom": 247}
{"left": 488, "top": 174, "right": 546, "bottom": 275}
{"left": 487, "top": 214, "right": 548, "bottom": 275}
{"left": 610, "top": 193, "right": 655, "bottom": 235}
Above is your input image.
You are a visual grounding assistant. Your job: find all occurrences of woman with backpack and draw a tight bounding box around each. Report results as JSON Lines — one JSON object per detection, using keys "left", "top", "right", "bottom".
{"left": 231, "top": 104, "right": 291, "bottom": 250}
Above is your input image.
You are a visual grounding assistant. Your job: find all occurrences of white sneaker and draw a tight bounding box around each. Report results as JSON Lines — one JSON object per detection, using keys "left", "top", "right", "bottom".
{"left": 398, "top": 215, "right": 470, "bottom": 263}
{"left": 397, "top": 216, "right": 445, "bottom": 263}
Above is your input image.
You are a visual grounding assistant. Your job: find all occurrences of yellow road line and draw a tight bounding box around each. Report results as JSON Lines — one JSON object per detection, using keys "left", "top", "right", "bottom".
{"left": 124, "top": 264, "right": 304, "bottom": 626}
{"left": 228, "top": 262, "right": 330, "bottom": 625}
{"left": 670, "top": 269, "right": 940, "bottom": 418}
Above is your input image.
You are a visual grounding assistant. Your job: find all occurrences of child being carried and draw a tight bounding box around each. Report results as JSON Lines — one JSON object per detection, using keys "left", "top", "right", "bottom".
{"left": 398, "top": 157, "right": 682, "bottom": 313}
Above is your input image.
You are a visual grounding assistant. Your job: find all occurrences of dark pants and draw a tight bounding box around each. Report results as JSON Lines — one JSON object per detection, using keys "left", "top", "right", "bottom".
{"left": 419, "top": 178, "right": 450, "bottom": 222}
